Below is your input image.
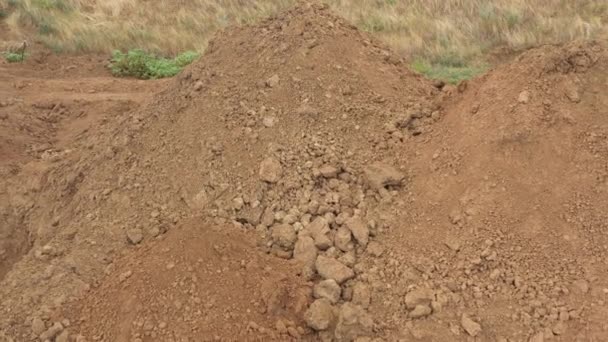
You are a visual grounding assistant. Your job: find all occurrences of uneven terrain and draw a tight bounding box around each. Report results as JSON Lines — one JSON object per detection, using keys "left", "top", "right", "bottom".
{"left": 1, "top": 3, "right": 608, "bottom": 342}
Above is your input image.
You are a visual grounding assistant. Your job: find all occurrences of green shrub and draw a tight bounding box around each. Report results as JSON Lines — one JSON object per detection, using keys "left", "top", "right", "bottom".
{"left": 411, "top": 59, "right": 487, "bottom": 84}
{"left": 4, "top": 52, "right": 28, "bottom": 63}
{"left": 109, "top": 49, "right": 199, "bottom": 79}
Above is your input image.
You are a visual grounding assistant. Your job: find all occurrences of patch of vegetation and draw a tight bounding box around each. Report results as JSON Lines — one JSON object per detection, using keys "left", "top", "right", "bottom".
{"left": 411, "top": 59, "right": 487, "bottom": 84}
{"left": 109, "top": 49, "right": 199, "bottom": 79}
{"left": 32, "top": 0, "right": 72, "bottom": 12}
{"left": 3, "top": 52, "right": 28, "bottom": 63}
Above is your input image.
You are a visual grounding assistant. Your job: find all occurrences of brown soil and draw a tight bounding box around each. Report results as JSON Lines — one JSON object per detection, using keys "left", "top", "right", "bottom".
{"left": 1, "top": 2, "right": 608, "bottom": 342}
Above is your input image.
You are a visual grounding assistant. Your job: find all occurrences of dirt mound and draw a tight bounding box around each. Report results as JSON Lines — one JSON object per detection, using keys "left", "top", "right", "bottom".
{"left": 363, "top": 40, "right": 608, "bottom": 341}
{"left": 0, "top": 2, "right": 437, "bottom": 341}
{"left": 2, "top": 1, "right": 608, "bottom": 341}
{"left": 68, "top": 219, "right": 310, "bottom": 342}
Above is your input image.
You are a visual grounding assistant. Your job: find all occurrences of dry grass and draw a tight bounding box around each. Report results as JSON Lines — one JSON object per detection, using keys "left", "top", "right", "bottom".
{"left": 1, "top": 0, "right": 606, "bottom": 80}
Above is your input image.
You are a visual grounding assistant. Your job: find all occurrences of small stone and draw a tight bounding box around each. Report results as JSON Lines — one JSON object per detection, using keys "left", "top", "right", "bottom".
{"left": 529, "top": 331, "right": 544, "bottom": 342}
{"left": 55, "top": 330, "right": 69, "bottom": 342}
{"left": 314, "top": 279, "right": 342, "bottom": 304}
{"left": 334, "top": 226, "right": 353, "bottom": 252}
{"left": 304, "top": 299, "right": 334, "bottom": 331}
{"left": 232, "top": 197, "right": 244, "bottom": 210}
{"left": 31, "top": 317, "right": 46, "bottom": 335}
{"left": 518, "top": 90, "right": 530, "bottom": 104}
{"left": 307, "top": 217, "right": 332, "bottom": 250}
{"left": 193, "top": 81, "right": 204, "bottom": 91}
{"left": 293, "top": 236, "right": 317, "bottom": 267}
{"left": 149, "top": 226, "right": 161, "bottom": 237}
{"left": 259, "top": 157, "right": 282, "bottom": 183}
{"left": 119, "top": 270, "right": 132, "bottom": 282}
{"left": 489, "top": 269, "right": 501, "bottom": 280}
{"left": 271, "top": 224, "right": 296, "bottom": 250}
{"left": 338, "top": 250, "right": 356, "bottom": 268}
{"left": 266, "top": 74, "right": 280, "bottom": 88}
{"left": 461, "top": 314, "right": 482, "bottom": 337}
{"left": 404, "top": 288, "right": 434, "bottom": 309}
{"left": 345, "top": 218, "right": 369, "bottom": 247}
{"left": 263, "top": 117, "right": 276, "bottom": 128}
{"left": 275, "top": 320, "right": 287, "bottom": 334}
{"left": 363, "top": 162, "right": 404, "bottom": 190}
{"left": 315, "top": 255, "right": 355, "bottom": 284}
{"left": 572, "top": 279, "right": 589, "bottom": 294}
{"left": 39, "top": 322, "right": 64, "bottom": 341}
{"left": 552, "top": 321, "right": 566, "bottom": 335}
{"left": 352, "top": 283, "right": 371, "bottom": 309}
{"left": 319, "top": 165, "right": 340, "bottom": 178}
{"left": 334, "top": 303, "right": 373, "bottom": 341}
{"left": 444, "top": 237, "right": 461, "bottom": 251}
{"left": 366, "top": 241, "right": 384, "bottom": 257}
{"left": 409, "top": 305, "right": 432, "bottom": 319}
{"left": 287, "top": 327, "right": 300, "bottom": 338}
{"left": 126, "top": 228, "right": 143, "bottom": 245}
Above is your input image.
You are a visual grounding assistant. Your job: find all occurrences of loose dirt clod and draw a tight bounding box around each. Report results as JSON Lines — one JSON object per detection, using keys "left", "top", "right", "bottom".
{"left": 304, "top": 299, "right": 335, "bottom": 331}
{"left": 315, "top": 255, "right": 355, "bottom": 284}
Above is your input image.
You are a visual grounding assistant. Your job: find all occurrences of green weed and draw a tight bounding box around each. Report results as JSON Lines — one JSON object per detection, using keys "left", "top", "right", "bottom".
{"left": 109, "top": 49, "right": 200, "bottom": 79}
{"left": 3, "top": 52, "right": 28, "bottom": 63}
{"left": 411, "top": 59, "right": 487, "bottom": 84}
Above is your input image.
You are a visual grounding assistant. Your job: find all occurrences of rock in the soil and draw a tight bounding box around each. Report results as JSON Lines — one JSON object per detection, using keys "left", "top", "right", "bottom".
{"left": 334, "top": 226, "right": 353, "bottom": 252}
{"left": 31, "top": 317, "right": 46, "bottom": 335}
{"left": 304, "top": 299, "right": 335, "bottom": 331}
{"left": 316, "top": 255, "right": 355, "bottom": 284}
{"left": 366, "top": 241, "right": 384, "bottom": 257}
{"left": 236, "top": 205, "right": 264, "bottom": 226}
{"left": 461, "top": 314, "right": 482, "bottom": 337}
{"left": 363, "top": 162, "right": 404, "bottom": 190}
{"left": 266, "top": 74, "right": 280, "bottom": 88}
{"left": 345, "top": 218, "right": 369, "bottom": 247}
{"left": 409, "top": 305, "right": 432, "bottom": 319}
{"left": 334, "top": 303, "right": 373, "bottom": 341}
{"left": 39, "top": 322, "right": 64, "bottom": 341}
{"left": 338, "top": 250, "right": 356, "bottom": 268}
{"left": 518, "top": 90, "right": 530, "bottom": 104}
{"left": 259, "top": 157, "right": 282, "bottom": 183}
{"left": 352, "top": 283, "right": 371, "bottom": 308}
{"left": 55, "top": 330, "right": 70, "bottom": 342}
{"left": 307, "top": 217, "right": 333, "bottom": 250}
{"left": 529, "top": 331, "right": 545, "bottom": 342}
{"left": 294, "top": 235, "right": 318, "bottom": 266}
{"left": 271, "top": 224, "right": 297, "bottom": 249}
{"left": 319, "top": 165, "right": 340, "bottom": 178}
{"left": 126, "top": 228, "right": 144, "bottom": 245}
{"left": 314, "top": 279, "right": 342, "bottom": 304}
{"left": 404, "top": 287, "right": 435, "bottom": 309}
{"left": 572, "top": 279, "right": 589, "bottom": 294}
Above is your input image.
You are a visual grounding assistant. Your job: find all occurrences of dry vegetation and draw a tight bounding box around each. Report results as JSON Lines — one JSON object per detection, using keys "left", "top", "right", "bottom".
{"left": 1, "top": 0, "right": 606, "bottom": 82}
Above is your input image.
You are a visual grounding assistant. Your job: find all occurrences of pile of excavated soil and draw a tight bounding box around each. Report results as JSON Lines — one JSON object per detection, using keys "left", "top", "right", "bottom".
{"left": 1, "top": 1, "right": 608, "bottom": 341}
{"left": 0, "top": 3, "right": 438, "bottom": 341}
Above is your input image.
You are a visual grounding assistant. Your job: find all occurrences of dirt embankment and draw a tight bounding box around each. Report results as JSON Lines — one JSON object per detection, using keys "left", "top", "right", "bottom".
{"left": 1, "top": 2, "right": 608, "bottom": 342}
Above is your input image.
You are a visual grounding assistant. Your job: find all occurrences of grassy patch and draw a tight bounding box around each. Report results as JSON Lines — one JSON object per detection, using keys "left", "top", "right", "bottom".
{"left": 1, "top": 0, "right": 606, "bottom": 71}
{"left": 109, "top": 49, "right": 199, "bottom": 79}
{"left": 411, "top": 59, "right": 487, "bottom": 84}
{"left": 3, "top": 52, "right": 28, "bottom": 63}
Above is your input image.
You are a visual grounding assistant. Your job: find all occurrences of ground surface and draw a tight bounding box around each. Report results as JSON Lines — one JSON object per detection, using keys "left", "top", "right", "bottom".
{"left": 1, "top": 3, "right": 608, "bottom": 342}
